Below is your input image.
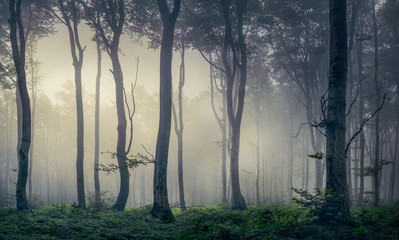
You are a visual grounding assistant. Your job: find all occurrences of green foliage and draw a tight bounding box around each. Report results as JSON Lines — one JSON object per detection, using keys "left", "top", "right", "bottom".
{"left": 308, "top": 152, "right": 324, "bottom": 160}
{"left": 355, "top": 159, "right": 392, "bottom": 176}
{"left": 0, "top": 205, "right": 398, "bottom": 239}
{"left": 99, "top": 151, "right": 153, "bottom": 175}
{"left": 292, "top": 188, "right": 334, "bottom": 216}
{"left": 86, "top": 191, "right": 113, "bottom": 210}
{"left": 27, "top": 194, "right": 44, "bottom": 210}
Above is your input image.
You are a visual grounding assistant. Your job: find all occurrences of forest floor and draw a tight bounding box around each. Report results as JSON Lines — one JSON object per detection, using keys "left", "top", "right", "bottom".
{"left": 0, "top": 204, "right": 398, "bottom": 239}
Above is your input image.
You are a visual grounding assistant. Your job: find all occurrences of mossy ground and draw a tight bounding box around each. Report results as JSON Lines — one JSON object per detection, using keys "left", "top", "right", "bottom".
{"left": 0, "top": 204, "right": 398, "bottom": 239}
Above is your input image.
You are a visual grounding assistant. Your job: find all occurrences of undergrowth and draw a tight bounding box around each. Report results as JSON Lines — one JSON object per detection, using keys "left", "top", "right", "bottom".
{"left": 0, "top": 204, "right": 398, "bottom": 239}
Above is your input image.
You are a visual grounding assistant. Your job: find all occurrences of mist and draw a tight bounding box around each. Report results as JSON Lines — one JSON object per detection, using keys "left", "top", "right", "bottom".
{"left": 1, "top": 0, "right": 399, "bottom": 238}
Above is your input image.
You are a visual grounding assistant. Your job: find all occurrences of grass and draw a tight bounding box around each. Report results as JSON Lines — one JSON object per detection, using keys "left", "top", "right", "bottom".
{"left": 0, "top": 204, "right": 398, "bottom": 239}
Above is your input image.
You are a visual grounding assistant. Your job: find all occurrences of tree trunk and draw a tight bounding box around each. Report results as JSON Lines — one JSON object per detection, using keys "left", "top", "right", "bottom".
{"left": 372, "top": 0, "right": 381, "bottom": 207}
{"left": 94, "top": 31, "right": 101, "bottom": 207}
{"left": 210, "top": 59, "right": 228, "bottom": 204}
{"left": 9, "top": 0, "right": 31, "bottom": 211}
{"left": 221, "top": 0, "right": 247, "bottom": 211}
{"left": 151, "top": 0, "right": 180, "bottom": 222}
{"left": 323, "top": 0, "right": 349, "bottom": 218}
{"left": 110, "top": 51, "right": 129, "bottom": 211}
{"left": 172, "top": 39, "right": 186, "bottom": 211}
{"left": 356, "top": 21, "right": 365, "bottom": 205}
{"left": 289, "top": 102, "right": 294, "bottom": 200}
{"left": 390, "top": 77, "right": 399, "bottom": 203}
{"left": 255, "top": 102, "right": 261, "bottom": 206}
{"left": 5, "top": 97, "right": 10, "bottom": 204}
{"left": 58, "top": 0, "right": 86, "bottom": 208}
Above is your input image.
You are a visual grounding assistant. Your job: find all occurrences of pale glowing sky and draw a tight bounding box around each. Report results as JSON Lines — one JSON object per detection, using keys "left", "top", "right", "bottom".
{"left": 36, "top": 24, "right": 210, "bottom": 105}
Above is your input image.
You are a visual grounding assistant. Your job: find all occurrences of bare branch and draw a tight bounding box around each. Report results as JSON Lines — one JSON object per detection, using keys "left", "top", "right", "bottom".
{"left": 345, "top": 92, "right": 388, "bottom": 156}
{"left": 345, "top": 88, "right": 359, "bottom": 118}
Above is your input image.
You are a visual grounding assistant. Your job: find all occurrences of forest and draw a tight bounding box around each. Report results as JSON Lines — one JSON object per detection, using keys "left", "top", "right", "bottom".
{"left": 0, "top": 0, "right": 398, "bottom": 239}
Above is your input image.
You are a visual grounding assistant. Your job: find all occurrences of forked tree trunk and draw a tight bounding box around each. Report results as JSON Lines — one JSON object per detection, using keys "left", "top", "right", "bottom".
{"left": 322, "top": 0, "right": 349, "bottom": 218}
{"left": 221, "top": 0, "right": 247, "bottom": 211}
{"left": 9, "top": 0, "right": 31, "bottom": 211}
{"left": 58, "top": 0, "right": 86, "bottom": 208}
{"left": 151, "top": 0, "right": 180, "bottom": 222}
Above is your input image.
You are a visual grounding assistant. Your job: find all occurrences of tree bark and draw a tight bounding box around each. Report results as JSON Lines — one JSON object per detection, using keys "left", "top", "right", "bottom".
{"left": 58, "top": 0, "right": 86, "bottom": 208}
{"left": 151, "top": 0, "right": 180, "bottom": 222}
{"left": 110, "top": 50, "right": 129, "bottom": 210}
{"left": 372, "top": 0, "right": 381, "bottom": 207}
{"left": 172, "top": 39, "right": 186, "bottom": 211}
{"left": 9, "top": 0, "right": 31, "bottom": 211}
{"left": 356, "top": 21, "right": 365, "bottom": 205}
{"left": 209, "top": 58, "right": 228, "bottom": 204}
{"left": 94, "top": 28, "right": 101, "bottom": 207}
{"left": 323, "top": 0, "right": 349, "bottom": 218}
{"left": 221, "top": 0, "right": 248, "bottom": 211}
{"left": 82, "top": 0, "right": 128, "bottom": 211}
{"left": 255, "top": 101, "right": 261, "bottom": 206}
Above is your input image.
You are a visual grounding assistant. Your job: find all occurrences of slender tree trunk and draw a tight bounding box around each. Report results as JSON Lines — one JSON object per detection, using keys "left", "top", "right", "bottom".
{"left": 9, "top": 0, "right": 31, "bottom": 211}
{"left": 172, "top": 39, "right": 186, "bottom": 211}
{"left": 46, "top": 126, "right": 50, "bottom": 204}
{"left": 151, "top": 0, "right": 180, "bottom": 222}
{"left": 390, "top": 78, "right": 399, "bottom": 203}
{"left": 323, "top": 0, "right": 349, "bottom": 218}
{"left": 110, "top": 51, "right": 129, "bottom": 211}
{"left": 221, "top": 0, "right": 247, "bottom": 211}
{"left": 356, "top": 22, "right": 365, "bottom": 205}
{"left": 255, "top": 100, "right": 261, "bottom": 206}
{"left": 94, "top": 32, "right": 101, "bottom": 207}
{"left": 5, "top": 98, "right": 10, "bottom": 204}
{"left": 306, "top": 140, "right": 309, "bottom": 190}
{"left": 289, "top": 103, "right": 294, "bottom": 200}
{"left": 141, "top": 169, "right": 145, "bottom": 206}
{"left": 27, "top": 58, "right": 35, "bottom": 198}
{"left": 75, "top": 60, "right": 85, "bottom": 209}
{"left": 210, "top": 60, "right": 228, "bottom": 204}
{"left": 372, "top": 0, "right": 380, "bottom": 207}
{"left": 58, "top": 0, "right": 86, "bottom": 208}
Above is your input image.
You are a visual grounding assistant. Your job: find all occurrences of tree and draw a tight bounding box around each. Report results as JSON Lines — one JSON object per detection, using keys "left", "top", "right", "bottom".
{"left": 261, "top": 0, "right": 329, "bottom": 190}
{"left": 93, "top": 11, "right": 101, "bottom": 208}
{"left": 322, "top": 0, "right": 349, "bottom": 218}
{"left": 80, "top": 0, "right": 131, "bottom": 211}
{"left": 371, "top": 0, "right": 381, "bottom": 207}
{"left": 151, "top": 0, "right": 180, "bottom": 222}
{"left": 172, "top": 38, "right": 186, "bottom": 211}
{"left": 221, "top": 0, "right": 248, "bottom": 210}
{"left": 52, "top": 0, "right": 86, "bottom": 208}
{"left": 8, "top": 0, "right": 31, "bottom": 211}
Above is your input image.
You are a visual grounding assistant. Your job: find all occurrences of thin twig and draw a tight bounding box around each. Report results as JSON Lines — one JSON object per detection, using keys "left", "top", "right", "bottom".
{"left": 345, "top": 92, "right": 388, "bottom": 156}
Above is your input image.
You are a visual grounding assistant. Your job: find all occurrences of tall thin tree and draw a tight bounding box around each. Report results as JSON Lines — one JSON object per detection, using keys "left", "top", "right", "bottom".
{"left": 9, "top": 0, "right": 31, "bottom": 211}
{"left": 151, "top": 0, "right": 180, "bottom": 222}
{"left": 53, "top": 0, "right": 86, "bottom": 208}
{"left": 172, "top": 38, "right": 186, "bottom": 211}
{"left": 221, "top": 0, "right": 248, "bottom": 210}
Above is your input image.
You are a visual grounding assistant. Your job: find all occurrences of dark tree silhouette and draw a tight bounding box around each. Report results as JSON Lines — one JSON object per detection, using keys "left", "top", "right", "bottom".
{"left": 221, "top": 0, "right": 248, "bottom": 211}
{"left": 322, "top": 0, "right": 349, "bottom": 218}
{"left": 151, "top": 0, "right": 180, "bottom": 222}
{"left": 53, "top": 0, "right": 86, "bottom": 209}
{"left": 9, "top": 0, "right": 31, "bottom": 211}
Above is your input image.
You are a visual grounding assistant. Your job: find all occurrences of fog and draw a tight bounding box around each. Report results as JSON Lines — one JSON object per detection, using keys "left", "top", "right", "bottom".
{"left": 1, "top": 0, "right": 398, "bottom": 213}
